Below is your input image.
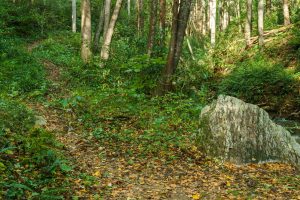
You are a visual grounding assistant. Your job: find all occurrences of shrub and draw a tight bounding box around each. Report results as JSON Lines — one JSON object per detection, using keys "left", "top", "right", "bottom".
{"left": 218, "top": 55, "right": 297, "bottom": 104}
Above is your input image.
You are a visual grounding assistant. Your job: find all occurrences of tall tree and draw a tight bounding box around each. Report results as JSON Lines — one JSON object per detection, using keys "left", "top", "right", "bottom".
{"left": 202, "top": 0, "right": 207, "bottom": 35}
{"left": 159, "top": 0, "right": 192, "bottom": 94}
{"left": 103, "top": 0, "right": 112, "bottom": 37}
{"left": 136, "top": 0, "right": 144, "bottom": 36}
{"left": 159, "top": 0, "right": 166, "bottom": 47}
{"left": 283, "top": 0, "right": 291, "bottom": 25}
{"left": 72, "top": 0, "right": 77, "bottom": 33}
{"left": 93, "top": 1, "right": 105, "bottom": 51}
{"left": 206, "top": 0, "right": 211, "bottom": 33}
{"left": 128, "top": 0, "right": 131, "bottom": 16}
{"left": 235, "top": 0, "right": 242, "bottom": 31}
{"left": 147, "top": 0, "right": 158, "bottom": 56}
{"left": 100, "top": 0, "right": 123, "bottom": 60}
{"left": 81, "top": 0, "right": 92, "bottom": 62}
{"left": 245, "top": 0, "right": 253, "bottom": 47}
{"left": 258, "top": 0, "right": 264, "bottom": 47}
{"left": 210, "top": 0, "right": 217, "bottom": 46}
{"left": 159, "top": 0, "right": 166, "bottom": 41}
{"left": 220, "top": 0, "right": 229, "bottom": 31}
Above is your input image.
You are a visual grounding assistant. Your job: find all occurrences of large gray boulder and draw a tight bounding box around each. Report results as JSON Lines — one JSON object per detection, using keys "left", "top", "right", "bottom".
{"left": 198, "top": 95, "right": 300, "bottom": 167}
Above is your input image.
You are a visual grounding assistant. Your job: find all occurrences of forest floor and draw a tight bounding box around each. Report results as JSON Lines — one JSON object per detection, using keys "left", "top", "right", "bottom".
{"left": 22, "top": 39, "right": 300, "bottom": 199}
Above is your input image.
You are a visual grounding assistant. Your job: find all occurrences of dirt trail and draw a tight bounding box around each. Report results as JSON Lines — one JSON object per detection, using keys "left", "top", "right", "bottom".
{"left": 26, "top": 42, "right": 106, "bottom": 191}
{"left": 25, "top": 56, "right": 198, "bottom": 198}
{"left": 25, "top": 41, "right": 300, "bottom": 199}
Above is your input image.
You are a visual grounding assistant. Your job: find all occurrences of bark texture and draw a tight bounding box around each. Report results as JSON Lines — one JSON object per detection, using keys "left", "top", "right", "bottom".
{"left": 198, "top": 95, "right": 300, "bottom": 167}
{"left": 81, "top": 0, "right": 92, "bottom": 63}
{"left": 93, "top": 1, "right": 105, "bottom": 51}
{"left": 245, "top": 0, "right": 252, "bottom": 47}
{"left": 158, "top": 0, "right": 192, "bottom": 94}
{"left": 209, "top": 0, "right": 217, "bottom": 47}
{"left": 258, "top": 0, "right": 264, "bottom": 47}
{"left": 147, "top": 0, "right": 158, "bottom": 56}
{"left": 159, "top": 0, "right": 166, "bottom": 43}
{"left": 283, "top": 0, "right": 291, "bottom": 25}
{"left": 72, "top": 0, "right": 76, "bottom": 33}
{"left": 103, "top": 0, "right": 112, "bottom": 37}
{"left": 128, "top": 0, "right": 131, "bottom": 16}
{"left": 136, "top": 0, "right": 144, "bottom": 36}
{"left": 100, "top": 0, "right": 123, "bottom": 60}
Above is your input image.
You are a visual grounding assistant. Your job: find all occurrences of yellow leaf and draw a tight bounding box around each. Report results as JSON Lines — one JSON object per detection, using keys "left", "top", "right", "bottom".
{"left": 192, "top": 193, "right": 200, "bottom": 200}
{"left": 93, "top": 170, "right": 101, "bottom": 177}
{"left": 191, "top": 146, "right": 198, "bottom": 152}
{"left": 226, "top": 181, "right": 231, "bottom": 187}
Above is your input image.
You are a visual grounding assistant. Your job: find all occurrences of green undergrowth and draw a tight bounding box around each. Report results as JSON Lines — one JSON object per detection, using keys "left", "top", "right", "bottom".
{"left": 32, "top": 32, "right": 83, "bottom": 68}
{"left": 214, "top": 24, "right": 300, "bottom": 117}
{"left": 0, "top": 99, "right": 72, "bottom": 199}
{"left": 32, "top": 33, "right": 203, "bottom": 160}
{"left": 0, "top": 0, "right": 71, "bottom": 38}
{"left": 0, "top": 37, "right": 47, "bottom": 98}
{"left": 68, "top": 92, "right": 202, "bottom": 159}
{"left": 174, "top": 23, "right": 300, "bottom": 118}
{"left": 218, "top": 55, "right": 300, "bottom": 111}
{"left": 0, "top": 33, "right": 70, "bottom": 199}
{"left": 2, "top": 23, "right": 298, "bottom": 196}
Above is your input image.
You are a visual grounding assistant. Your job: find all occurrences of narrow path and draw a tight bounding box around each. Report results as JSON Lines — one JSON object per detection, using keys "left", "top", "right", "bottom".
{"left": 26, "top": 42, "right": 106, "bottom": 194}
{"left": 24, "top": 41, "right": 300, "bottom": 199}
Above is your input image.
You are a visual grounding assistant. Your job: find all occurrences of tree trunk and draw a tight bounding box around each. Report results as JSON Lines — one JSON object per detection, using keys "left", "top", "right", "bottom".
{"left": 236, "top": 0, "right": 242, "bottom": 31}
{"left": 206, "top": 0, "right": 210, "bottom": 33}
{"left": 220, "top": 0, "right": 229, "bottom": 31}
{"left": 202, "top": 0, "right": 207, "bottom": 35}
{"left": 258, "top": 0, "right": 264, "bottom": 47}
{"left": 197, "top": 0, "right": 204, "bottom": 34}
{"left": 103, "top": 0, "right": 112, "bottom": 37}
{"left": 210, "top": 0, "right": 217, "bottom": 47}
{"left": 159, "top": 0, "right": 192, "bottom": 94}
{"left": 147, "top": 0, "right": 158, "bottom": 56}
{"left": 93, "top": 1, "right": 105, "bottom": 51}
{"left": 136, "top": 0, "right": 144, "bottom": 36}
{"left": 128, "top": 0, "right": 131, "bottom": 16}
{"left": 159, "top": 0, "right": 179, "bottom": 94}
{"left": 245, "top": 0, "right": 253, "bottom": 47}
{"left": 283, "top": 0, "right": 291, "bottom": 26}
{"left": 72, "top": 0, "right": 77, "bottom": 33}
{"left": 81, "top": 0, "right": 92, "bottom": 63}
{"left": 224, "top": 1, "right": 229, "bottom": 30}
{"left": 219, "top": 0, "right": 224, "bottom": 31}
{"left": 100, "top": 0, "right": 123, "bottom": 60}
{"left": 159, "top": 0, "right": 166, "bottom": 44}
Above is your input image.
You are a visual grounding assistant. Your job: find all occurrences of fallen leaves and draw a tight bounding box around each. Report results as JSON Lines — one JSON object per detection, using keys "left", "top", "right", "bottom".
{"left": 24, "top": 56, "right": 300, "bottom": 199}
{"left": 192, "top": 193, "right": 201, "bottom": 199}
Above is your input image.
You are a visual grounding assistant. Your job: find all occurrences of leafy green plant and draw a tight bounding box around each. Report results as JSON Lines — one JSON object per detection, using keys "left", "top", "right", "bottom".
{"left": 0, "top": 99, "right": 71, "bottom": 199}
{"left": 121, "top": 54, "right": 165, "bottom": 93}
{"left": 0, "top": 38, "right": 47, "bottom": 97}
{"left": 218, "top": 55, "right": 298, "bottom": 106}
